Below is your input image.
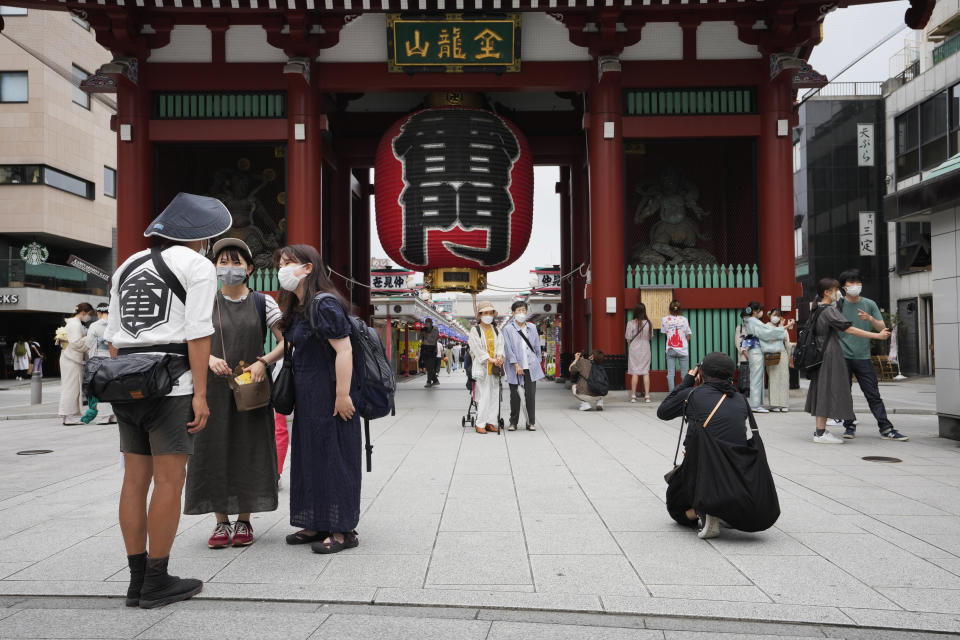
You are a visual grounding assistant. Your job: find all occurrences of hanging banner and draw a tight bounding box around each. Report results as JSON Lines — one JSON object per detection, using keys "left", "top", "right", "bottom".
{"left": 387, "top": 14, "right": 521, "bottom": 73}
{"left": 371, "top": 269, "right": 415, "bottom": 292}
{"left": 859, "top": 212, "right": 876, "bottom": 256}
{"left": 857, "top": 124, "right": 874, "bottom": 167}
{"left": 531, "top": 268, "right": 561, "bottom": 292}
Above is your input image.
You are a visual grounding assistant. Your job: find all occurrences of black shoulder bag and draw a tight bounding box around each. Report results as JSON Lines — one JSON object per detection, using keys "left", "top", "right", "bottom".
{"left": 83, "top": 248, "right": 191, "bottom": 404}
{"left": 271, "top": 337, "right": 295, "bottom": 415}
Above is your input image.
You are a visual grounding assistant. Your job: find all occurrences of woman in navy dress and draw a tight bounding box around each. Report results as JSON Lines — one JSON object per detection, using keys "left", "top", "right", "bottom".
{"left": 275, "top": 244, "right": 362, "bottom": 554}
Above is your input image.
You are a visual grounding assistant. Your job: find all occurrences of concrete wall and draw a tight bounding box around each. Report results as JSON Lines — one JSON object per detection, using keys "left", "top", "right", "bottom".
{"left": 0, "top": 9, "right": 116, "bottom": 248}
{"left": 932, "top": 206, "right": 960, "bottom": 438}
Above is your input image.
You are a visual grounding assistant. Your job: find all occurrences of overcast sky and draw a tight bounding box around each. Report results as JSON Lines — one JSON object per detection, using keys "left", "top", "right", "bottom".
{"left": 369, "top": 2, "right": 919, "bottom": 291}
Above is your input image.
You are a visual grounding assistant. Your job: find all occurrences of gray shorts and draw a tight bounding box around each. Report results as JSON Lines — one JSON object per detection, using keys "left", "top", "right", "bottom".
{"left": 114, "top": 395, "right": 195, "bottom": 456}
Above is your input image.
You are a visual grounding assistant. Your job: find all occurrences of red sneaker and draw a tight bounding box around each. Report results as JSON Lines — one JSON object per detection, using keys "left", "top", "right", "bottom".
{"left": 232, "top": 520, "right": 254, "bottom": 546}
{"left": 208, "top": 521, "right": 233, "bottom": 549}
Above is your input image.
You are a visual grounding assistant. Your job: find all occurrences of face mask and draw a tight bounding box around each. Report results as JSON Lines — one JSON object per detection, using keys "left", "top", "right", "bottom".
{"left": 832, "top": 290, "right": 843, "bottom": 303}
{"left": 481, "top": 315, "right": 494, "bottom": 325}
{"left": 514, "top": 313, "right": 527, "bottom": 324}
{"left": 278, "top": 264, "right": 308, "bottom": 291}
{"left": 197, "top": 240, "right": 210, "bottom": 257}
{"left": 216, "top": 266, "right": 247, "bottom": 286}
{"left": 845, "top": 285, "right": 862, "bottom": 297}
{"left": 770, "top": 316, "right": 781, "bottom": 325}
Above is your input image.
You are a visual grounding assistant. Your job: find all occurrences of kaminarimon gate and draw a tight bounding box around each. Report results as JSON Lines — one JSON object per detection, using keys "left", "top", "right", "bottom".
{"left": 4, "top": 0, "right": 935, "bottom": 389}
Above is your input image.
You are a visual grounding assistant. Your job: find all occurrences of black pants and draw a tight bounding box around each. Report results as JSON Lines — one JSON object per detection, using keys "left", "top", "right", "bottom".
{"left": 509, "top": 370, "right": 536, "bottom": 426}
{"left": 843, "top": 358, "right": 894, "bottom": 432}
{"left": 421, "top": 345, "right": 439, "bottom": 384}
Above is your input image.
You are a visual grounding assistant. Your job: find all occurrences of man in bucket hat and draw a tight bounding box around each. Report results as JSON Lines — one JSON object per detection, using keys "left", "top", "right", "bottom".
{"left": 104, "top": 193, "right": 229, "bottom": 609}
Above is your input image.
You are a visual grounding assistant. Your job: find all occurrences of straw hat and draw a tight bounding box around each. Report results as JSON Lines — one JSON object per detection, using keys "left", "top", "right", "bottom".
{"left": 476, "top": 301, "right": 496, "bottom": 315}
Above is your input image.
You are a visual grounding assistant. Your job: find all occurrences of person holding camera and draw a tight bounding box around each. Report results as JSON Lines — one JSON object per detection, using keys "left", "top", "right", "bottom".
{"left": 569, "top": 350, "right": 606, "bottom": 411}
{"left": 657, "top": 352, "right": 752, "bottom": 539}
{"left": 468, "top": 301, "right": 505, "bottom": 434}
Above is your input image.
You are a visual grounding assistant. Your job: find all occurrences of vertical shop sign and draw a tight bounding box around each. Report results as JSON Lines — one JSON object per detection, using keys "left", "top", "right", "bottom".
{"left": 857, "top": 124, "right": 874, "bottom": 167}
{"left": 859, "top": 211, "right": 876, "bottom": 256}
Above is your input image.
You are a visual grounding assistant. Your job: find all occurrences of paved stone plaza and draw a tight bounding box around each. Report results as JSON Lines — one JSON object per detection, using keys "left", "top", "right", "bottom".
{"left": 0, "top": 373, "right": 958, "bottom": 638}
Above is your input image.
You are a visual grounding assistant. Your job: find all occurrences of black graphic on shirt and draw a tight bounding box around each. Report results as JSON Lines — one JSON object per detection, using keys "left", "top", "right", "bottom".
{"left": 119, "top": 268, "right": 172, "bottom": 338}
{"left": 392, "top": 109, "right": 520, "bottom": 267}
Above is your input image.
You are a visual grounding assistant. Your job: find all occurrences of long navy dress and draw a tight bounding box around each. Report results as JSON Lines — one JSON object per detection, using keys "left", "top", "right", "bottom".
{"left": 287, "top": 295, "right": 362, "bottom": 533}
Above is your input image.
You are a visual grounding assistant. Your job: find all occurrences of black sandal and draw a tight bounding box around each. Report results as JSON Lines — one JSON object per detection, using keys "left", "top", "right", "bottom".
{"left": 311, "top": 531, "right": 359, "bottom": 554}
{"left": 285, "top": 529, "right": 329, "bottom": 545}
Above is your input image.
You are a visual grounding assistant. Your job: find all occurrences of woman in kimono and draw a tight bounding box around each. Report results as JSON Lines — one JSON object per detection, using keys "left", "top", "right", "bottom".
{"left": 468, "top": 301, "right": 505, "bottom": 434}
{"left": 742, "top": 301, "right": 794, "bottom": 413}
{"left": 58, "top": 303, "right": 93, "bottom": 425}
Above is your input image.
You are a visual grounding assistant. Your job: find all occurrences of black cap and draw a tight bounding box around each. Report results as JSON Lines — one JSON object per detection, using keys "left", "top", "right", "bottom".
{"left": 144, "top": 193, "right": 232, "bottom": 241}
{"left": 700, "top": 352, "right": 736, "bottom": 380}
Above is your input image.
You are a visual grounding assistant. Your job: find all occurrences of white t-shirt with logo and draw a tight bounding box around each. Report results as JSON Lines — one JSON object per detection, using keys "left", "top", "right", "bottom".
{"left": 661, "top": 315, "right": 692, "bottom": 357}
{"left": 104, "top": 245, "right": 218, "bottom": 396}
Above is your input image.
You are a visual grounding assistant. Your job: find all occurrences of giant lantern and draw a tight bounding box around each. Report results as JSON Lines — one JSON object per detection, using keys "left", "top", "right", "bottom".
{"left": 375, "top": 93, "right": 533, "bottom": 292}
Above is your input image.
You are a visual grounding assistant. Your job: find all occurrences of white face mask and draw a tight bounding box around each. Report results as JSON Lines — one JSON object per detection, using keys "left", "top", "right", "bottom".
{"left": 197, "top": 240, "right": 210, "bottom": 257}
{"left": 770, "top": 316, "right": 781, "bottom": 325}
{"left": 831, "top": 290, "right": 843, "bottom": 303}
{"left": 278, "top": 264, "right": 308, "bottom": 292}
{"left": 514, "top": 313, "right": 527, "bottom": 324}
{"left": 480, "top": 315, "right": 495, "bottom": 325}
{"left": 845, "top": 285, "right": 862, "bottom": 297}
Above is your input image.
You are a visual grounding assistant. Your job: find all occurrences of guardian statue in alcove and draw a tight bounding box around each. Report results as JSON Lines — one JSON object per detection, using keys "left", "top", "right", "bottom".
{"left": 207, "top": 164, "right": 285, "bottom": 269}
{"left": 630, "top": 166, "right": 717, "bottom": 265}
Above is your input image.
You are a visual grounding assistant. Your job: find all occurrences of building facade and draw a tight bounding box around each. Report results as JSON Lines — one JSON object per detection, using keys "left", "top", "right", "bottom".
{"left": 794, "top": 86, "right": 889, "bottom": 323}
{"left": 2, "top": 0, "right": 933, "bottom": 388}
{"left": 884, "top": 0, "right": 960, "bottom": 437}
{"left": 0, "top": 6, "right": 115, "bottom": 376}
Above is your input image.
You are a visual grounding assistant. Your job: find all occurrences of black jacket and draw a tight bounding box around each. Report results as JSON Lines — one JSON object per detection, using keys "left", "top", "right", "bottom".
{"left": 657, "top": 374, "right": 751, "bottom": 449}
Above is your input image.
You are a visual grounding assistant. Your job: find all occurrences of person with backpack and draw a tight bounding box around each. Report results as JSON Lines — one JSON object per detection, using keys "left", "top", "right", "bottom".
{"left": 803, "top": 278, "right": 890, "bottom": 444}
{"left": 569, "top": 350, "right": 608, "bottom": 411}
{"left": 11, "top": 337, "right": 30, "bottom": 380}
{"left": 183, "top": 239, "right": 284, "bottom": 550}
{"left": 468, "top": 300, "right": 505, "bottom": 434}
{"left": 503, "top": 301, "right": 544, "bottom": 432}
{"left": 104, "top": 192, "right": 227, "bottom": 609}
{"left": 275, "top": 244, "right": 363, "bottom": 554}
{"left": 662, "top": 300, "right": 692, "bottom": 392}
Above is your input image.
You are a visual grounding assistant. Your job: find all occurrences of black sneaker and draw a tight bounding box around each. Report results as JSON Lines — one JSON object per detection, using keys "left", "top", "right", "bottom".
{"left": 842, "top": 427, "right": 856, "bottom": 439}
{"left": 881, "top": 429, "right": 909, "bottom": 442}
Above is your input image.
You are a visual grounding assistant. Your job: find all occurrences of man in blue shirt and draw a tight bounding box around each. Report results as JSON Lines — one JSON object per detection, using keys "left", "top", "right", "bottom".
{"left": 834, "top": 269, "right": 908, "bottom": 441}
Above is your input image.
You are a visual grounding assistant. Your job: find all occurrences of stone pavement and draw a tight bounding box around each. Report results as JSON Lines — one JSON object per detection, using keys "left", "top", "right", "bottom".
{"left": 1, "top": 371, "right": 959, "bottom": 637}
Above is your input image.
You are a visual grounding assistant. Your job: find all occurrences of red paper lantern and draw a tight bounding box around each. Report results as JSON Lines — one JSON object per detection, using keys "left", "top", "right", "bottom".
{"left": 375, "top": 107, "right": 533, "bottom": 289}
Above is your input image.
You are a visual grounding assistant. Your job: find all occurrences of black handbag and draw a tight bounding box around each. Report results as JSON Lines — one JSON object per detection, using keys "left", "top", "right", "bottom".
{"left": 271, "top": 338, "right": 295, "bottom": 415}
{"left": 83, "top": 349, "right": 189, "bottom": 404}
{"left": 737, "top": 362, "right": 751, "bottom": 395}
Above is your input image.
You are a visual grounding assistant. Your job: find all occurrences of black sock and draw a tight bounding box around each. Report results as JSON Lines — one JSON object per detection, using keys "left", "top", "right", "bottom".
{"left": 815, "top": 428, "right": 825, "bottom": 436}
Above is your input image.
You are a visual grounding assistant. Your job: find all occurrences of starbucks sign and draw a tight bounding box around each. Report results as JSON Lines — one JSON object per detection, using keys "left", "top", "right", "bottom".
{"left": 19, "top": 242, "right": 49, "bottom": 266}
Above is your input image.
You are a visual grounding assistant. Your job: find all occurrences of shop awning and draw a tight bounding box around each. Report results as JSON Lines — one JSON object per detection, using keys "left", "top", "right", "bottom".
{"left": 884, "top": 154, "right": 960, "bottom": 223}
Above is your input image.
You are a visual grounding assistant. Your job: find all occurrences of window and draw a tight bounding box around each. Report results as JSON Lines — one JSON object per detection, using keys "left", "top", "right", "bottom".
{"left": 0, "top": 71, "right": 28, "bottom": 103}
{"left": 897, "top": 222, "right": 932, "bottom": 273}
{"left": 103, "top": 166, "right": 116, "bottom": 198}
{"left": 71, "top": 64, "right": 89, "bottom": 109}
{"left": 0, "top": 164, "right": 94, "bottom": 199}
{"left": 920, "top": 90, "right": 949, "bottom": 171}
{"left": 793, "top": 142, "right": 801, "bottom": 173}
{"left": 794, "top": 226, "right": 804, "bottom": 258}
{"left": 895, "top": 108, "right": 920, "bottom": 179}
{"left": 0, "top": 6, "right": 28, "bottom": 15}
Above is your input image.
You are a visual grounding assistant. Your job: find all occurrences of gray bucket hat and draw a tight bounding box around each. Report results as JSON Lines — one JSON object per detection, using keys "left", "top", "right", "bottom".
{"left": 143, "top": 193, "right": 232, "bottom": 241}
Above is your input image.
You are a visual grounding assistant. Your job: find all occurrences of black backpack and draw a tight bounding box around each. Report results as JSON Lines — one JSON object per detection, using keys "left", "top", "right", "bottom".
{"left": 586, "top": 360, "right": 610, "bottom": 396}
{"left": 793, "top": 305, "right": 827, "bottom": 378}
{"left": 311, "top": 294, "right": 397, "bottom": 471}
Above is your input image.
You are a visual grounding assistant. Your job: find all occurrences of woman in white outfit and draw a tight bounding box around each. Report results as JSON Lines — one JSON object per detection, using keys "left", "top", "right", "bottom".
{"left": 763, "top": 308, "right": 793, "bottom": 412}
{"left": 85, "top": 303, "right": 117, "bottom": 424}
{"left": 468, "top": 301, "right": 505, "bottom": 434}
{"left": 59, "top": 302, "right": 94, "bottom": 425}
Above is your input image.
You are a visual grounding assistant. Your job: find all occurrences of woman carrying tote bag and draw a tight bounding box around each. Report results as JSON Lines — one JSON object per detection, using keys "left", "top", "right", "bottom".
{"left": 183, "top": 239, "right": 285, "bottom": 549}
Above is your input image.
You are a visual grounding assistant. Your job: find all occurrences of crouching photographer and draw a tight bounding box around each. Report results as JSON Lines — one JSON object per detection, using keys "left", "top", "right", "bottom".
{"left": 657, "top": 352, "right": 780, "bottom": 540}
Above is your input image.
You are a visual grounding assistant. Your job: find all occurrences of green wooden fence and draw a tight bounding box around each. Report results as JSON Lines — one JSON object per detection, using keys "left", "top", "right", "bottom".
{"left": 626, "top": 263, "right": 759, "bottom": 288}
{"left": 625, "top": 264, "right": 758, "bottom": 367}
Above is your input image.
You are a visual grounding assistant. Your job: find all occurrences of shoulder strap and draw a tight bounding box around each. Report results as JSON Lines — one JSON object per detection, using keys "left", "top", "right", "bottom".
{"left": 149, "top": 247, "right": 187, "bottom": 305}
{"left": 517, "top": 327, "right": 537, "bottom": 355}
{"left": 702, "top": 395, "right": 726, "bottom": 429}
{"left": 117, "top": 253, "right": 152, "bottom": 291}
{"left": 743, "top": 396, "right": 759, "bottom": 433}
{"left": 253, "top": 291, "right": 267, "bottom": 338}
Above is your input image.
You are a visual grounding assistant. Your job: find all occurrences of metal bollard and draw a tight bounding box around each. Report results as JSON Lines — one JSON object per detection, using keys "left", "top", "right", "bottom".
{"left": 30, "top": 370, "right": 42, "bottom": 405}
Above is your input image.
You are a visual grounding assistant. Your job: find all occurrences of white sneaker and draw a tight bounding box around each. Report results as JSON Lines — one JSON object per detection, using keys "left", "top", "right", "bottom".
{"left": 813, "top": 430, "right": 844, "bottom": 444}
{"left": 826, "top": 418, "right": 844, "bottom": 427}
{"left": 596, "top": 398, "right": 604, "bottom": 411}
{"left": 578, "top": 402, "right": 592, "bottom": 411}
{"left": 630, "top": 396, "right": 637, "bottom": 403}
{"left": 752, "top": 406, "right": 770, "bottom": 413}
{"left": 62, "top": 415, "right": 83, "bottom": 426}
{"left": 698, "top": 514, "right": 721, "bottom": 539}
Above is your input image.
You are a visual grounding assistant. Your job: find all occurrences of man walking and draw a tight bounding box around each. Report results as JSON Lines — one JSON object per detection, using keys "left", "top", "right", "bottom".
{"left": 420, "top": 318, "right": 440, "bottom": 387}
{"left": 105, "top": 192, "right": 227, "bottom": 608}
{"left": 503, "top": 301, "right": 544, "bottom": 431}
{"left": 834, "top": 269, "right": 909, "bottom": 441}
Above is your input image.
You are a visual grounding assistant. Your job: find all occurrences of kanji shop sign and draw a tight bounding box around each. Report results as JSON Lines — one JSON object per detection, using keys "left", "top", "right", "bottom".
{"left": 857, "top": 124, "right": 874, "bottom": 167}
{"left": 375, "top": 107, "right": 534, "bottom": 272}
{"left": 387, "top": 14, "right": 521, "bottom": 73}
{"left": 859, "top": 211, "right": 876, "bottom": 256}
{"left": 371, "top": 270, "right": 414, "bottom": 292}
{"left": 532, "top": 269, "right": 561, "bottom": 292}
